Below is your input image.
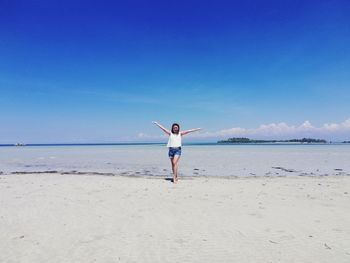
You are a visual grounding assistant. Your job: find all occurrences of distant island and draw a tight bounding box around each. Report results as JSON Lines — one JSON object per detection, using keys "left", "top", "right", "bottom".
{"left": 343, "top": 141, "right": 350, "bottom": 143}
{"left": 218, "top": 137, "right": 328, "bottom": 144}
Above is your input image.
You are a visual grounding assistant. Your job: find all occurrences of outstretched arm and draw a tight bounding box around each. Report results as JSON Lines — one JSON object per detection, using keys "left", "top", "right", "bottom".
{"left": 181, "top": 128, "right": 202, "bottom": 136}
{"left": 152, "top": 121, "right": 171, "bottom": 135}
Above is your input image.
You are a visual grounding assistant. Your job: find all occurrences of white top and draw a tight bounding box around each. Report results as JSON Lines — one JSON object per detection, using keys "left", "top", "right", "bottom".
{"left": 167, "top": 132, "right": 182, "bottom": 147}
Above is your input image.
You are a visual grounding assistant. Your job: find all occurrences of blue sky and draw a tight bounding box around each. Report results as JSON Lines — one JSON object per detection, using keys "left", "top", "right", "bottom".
{"left": 1, "top": 0, "right": 350, "bottom": 143}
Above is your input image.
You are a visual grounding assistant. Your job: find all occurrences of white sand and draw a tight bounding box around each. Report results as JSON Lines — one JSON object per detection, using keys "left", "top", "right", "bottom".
{"left": 1, "top": 173, "right": 349, "bottom": 263}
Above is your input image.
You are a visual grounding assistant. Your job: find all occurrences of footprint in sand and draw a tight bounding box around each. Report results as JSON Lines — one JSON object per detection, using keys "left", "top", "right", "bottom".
{"left": 248, "top": 211, "right": 263, "bottom": 218}
{"left": 279, "top": 235, "right": 295, "bottom": 241}
{"left": 332, "top": 228, "right": 342, "bottom": 232}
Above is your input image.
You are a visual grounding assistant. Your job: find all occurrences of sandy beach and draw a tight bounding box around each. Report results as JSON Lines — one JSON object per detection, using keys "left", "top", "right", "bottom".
{"left": 1, "top": 172, "right": 349, "bottom": 263}
{"left": 3, "top": 0, "right": 350, "bottom": 261}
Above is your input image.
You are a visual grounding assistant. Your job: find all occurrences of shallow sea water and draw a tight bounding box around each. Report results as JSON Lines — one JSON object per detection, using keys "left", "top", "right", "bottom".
{"left": 1, "top": 144, "right": 350, "bottom": 177}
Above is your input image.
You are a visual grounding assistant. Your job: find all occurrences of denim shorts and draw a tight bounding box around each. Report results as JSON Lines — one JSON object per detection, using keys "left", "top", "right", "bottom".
{"left": 168, "top": 147, "right": 182, "bottom": 158}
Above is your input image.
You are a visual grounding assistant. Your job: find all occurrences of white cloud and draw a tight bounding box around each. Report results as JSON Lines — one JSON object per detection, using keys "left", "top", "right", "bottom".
{"left": 186, "top": 118, "right": 350, "bottom": 140}
{"left": 342, "top": 119, "right": 350, "bottom": 128}
{"left": 136, "top": 133, "right": 167, "bottom": 140}
{"left": 135, "top": 118, "right": 350, "bottom": 141}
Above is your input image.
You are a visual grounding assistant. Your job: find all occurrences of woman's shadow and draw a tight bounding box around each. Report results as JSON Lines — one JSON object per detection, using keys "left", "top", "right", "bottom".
{"left": 164, "top": 178, "right": 175, "bottom": 183}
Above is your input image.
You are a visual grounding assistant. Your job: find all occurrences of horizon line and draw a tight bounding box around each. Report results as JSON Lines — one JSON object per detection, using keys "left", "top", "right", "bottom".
{"left": 1, "top": 140, "right": 350, "bottom": 147}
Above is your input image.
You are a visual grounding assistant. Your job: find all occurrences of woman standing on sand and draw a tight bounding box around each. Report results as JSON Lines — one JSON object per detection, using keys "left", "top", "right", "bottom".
{"left": 153, "top": 121, "right": 202, "bottom": 183}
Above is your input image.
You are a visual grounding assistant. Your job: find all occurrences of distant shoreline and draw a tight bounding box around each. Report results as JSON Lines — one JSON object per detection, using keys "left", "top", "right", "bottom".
{"left": 218, "top": 137, "right": 330, "bottom": 144}
{"left": 1, "top": 142, "right": 350, "bottom": 147}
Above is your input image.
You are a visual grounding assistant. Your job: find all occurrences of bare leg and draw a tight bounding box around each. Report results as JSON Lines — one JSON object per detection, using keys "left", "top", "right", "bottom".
{"left": 173, "top": 155, "right": 181, "bottom": 182}
{"left": 170, "top": 158, "right": 176, "bottom": 183}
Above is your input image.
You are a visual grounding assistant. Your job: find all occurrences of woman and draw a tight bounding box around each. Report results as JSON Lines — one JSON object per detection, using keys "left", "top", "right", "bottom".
{"left": 153, "top": 121, "right": 202, "bottom": 183}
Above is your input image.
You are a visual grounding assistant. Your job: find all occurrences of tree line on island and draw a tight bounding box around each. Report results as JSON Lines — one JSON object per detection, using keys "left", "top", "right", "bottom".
{"left": 217, "top": 137, "right": 328, "bottom": 143}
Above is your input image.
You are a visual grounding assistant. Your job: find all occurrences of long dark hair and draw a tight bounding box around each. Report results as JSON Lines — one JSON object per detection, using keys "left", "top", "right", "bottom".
{"left": 171, "top": 123, "right": 180, "bottom": 134}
